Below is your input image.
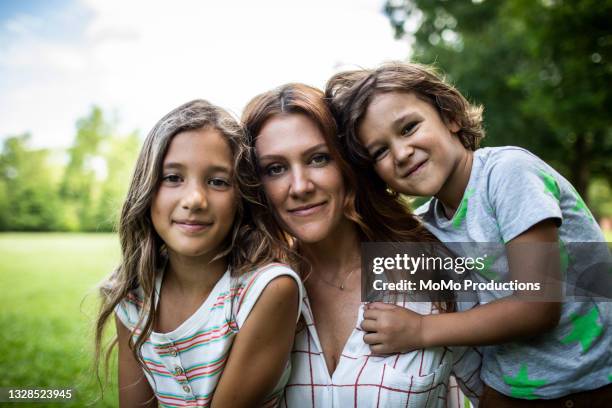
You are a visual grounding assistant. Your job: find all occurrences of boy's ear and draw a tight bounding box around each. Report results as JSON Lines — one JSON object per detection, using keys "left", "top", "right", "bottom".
{"left": 447, "top": 121, "right": 460, "bottom": 134}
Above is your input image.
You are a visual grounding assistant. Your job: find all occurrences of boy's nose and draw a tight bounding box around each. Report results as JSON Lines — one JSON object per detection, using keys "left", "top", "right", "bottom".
{"left": 392, "top": 139, "right": 414, "bottom": 167}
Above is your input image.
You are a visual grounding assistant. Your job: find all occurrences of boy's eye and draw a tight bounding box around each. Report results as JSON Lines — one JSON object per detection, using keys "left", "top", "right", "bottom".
{"left": 264, "top": 164, "right": 286, "bottom": 177}
{"left": 371, "top": 146, "right": 389, "bottom": 162}
{"left": 209, "top": 178, "right": 230, "bottom": 188}
{"left": 162, "top": 174, "right": 182, "bottom": 184}
{"left": 309, "top": 153, "right": 330, "bottom": 166}
{"left": 400, "top": 121, "right": 418, "bottom": 136}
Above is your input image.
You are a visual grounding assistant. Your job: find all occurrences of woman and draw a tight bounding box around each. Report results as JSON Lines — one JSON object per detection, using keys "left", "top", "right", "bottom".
{"left": 239, "top": 83, "right": 482, "bottom": 407}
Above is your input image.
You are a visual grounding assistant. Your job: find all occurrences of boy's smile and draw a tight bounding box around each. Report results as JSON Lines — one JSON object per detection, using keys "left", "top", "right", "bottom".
{"left": 358, "top": 91, "right": 471, "bottom": 211}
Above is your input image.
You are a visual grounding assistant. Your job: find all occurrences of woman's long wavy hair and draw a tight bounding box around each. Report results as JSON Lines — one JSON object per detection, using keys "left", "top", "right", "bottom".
{"left": 94, "top": 99, "right": 286, "bottom": 388}
{"left": 240, "top": 83, "right": 441, "bottom": 272}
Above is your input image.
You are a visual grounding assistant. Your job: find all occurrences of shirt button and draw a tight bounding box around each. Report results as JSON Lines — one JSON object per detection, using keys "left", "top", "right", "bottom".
{"left": 564, "top": 400, "right": 574, "bottom": 408}
{"left": 169, "top": 349, "right": 178, "bottom": 357}
{"left": 182, "top": 385, "right": 191, "bottom": 393}
{"left": 175, "top": 366, "right": 184, "bottom": 375}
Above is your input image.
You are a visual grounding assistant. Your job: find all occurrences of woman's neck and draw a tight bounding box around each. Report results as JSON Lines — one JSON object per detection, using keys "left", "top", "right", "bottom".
{"left": 165, "top": 251, "right": 227, "bottom": 297}
{"left": 300, "top": 218, "right": 362, "bottom": 280}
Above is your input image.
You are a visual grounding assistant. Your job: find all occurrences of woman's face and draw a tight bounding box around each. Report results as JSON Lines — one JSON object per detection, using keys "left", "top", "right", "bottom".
{"left": 255, "top": 113, "right": 347, "bottom": 244}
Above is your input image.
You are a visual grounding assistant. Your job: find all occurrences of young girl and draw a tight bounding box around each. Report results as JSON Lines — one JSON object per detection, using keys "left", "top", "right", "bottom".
{"left": 94, "top": 99, "right": 302, "bottom": 407}
{"left": 326, "top": 63, "right": 612, "bottom": 404}
{"left": 240, "top": 83, "right": 482, "bottom": 407}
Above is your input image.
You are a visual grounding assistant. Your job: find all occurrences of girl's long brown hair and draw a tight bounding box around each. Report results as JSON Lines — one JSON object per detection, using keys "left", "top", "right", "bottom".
{"left": 94, "top": 99, "right": 289, "bottom": 390}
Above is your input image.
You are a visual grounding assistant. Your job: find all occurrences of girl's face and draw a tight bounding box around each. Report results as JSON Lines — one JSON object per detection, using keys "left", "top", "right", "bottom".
{"left": 255, "top": 113, "right": 347, "bottom": 244}
{"left": 358, "top": 92, "right": 466, "bottom": 197}
{"left": 151, "top": 128, "right": 237, "bottom": 259}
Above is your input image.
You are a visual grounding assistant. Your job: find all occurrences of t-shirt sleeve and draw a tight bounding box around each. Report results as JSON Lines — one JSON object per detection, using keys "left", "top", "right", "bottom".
{"left": 114, "top": 291, "right": 144, "bottom": 330}
{"left": 234, "top": 264, "right": 303, "bottom": 329}
{"left": 487, "top": 149, "right": 562, "bottom": 243}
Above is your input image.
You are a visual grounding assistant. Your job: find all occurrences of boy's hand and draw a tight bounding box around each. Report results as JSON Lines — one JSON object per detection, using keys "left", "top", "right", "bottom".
{"left": 361, "top": 302, "right": 425, "bottom": 354}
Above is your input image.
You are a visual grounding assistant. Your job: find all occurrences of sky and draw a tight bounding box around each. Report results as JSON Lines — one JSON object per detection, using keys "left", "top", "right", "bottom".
{"left": 0, "top": 0, "right": 411, "bottom": 149}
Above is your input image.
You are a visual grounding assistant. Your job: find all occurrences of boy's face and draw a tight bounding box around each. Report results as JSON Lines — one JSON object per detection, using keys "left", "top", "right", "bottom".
{"left": 358, "top": 91, "right": 466, "bottom": 197}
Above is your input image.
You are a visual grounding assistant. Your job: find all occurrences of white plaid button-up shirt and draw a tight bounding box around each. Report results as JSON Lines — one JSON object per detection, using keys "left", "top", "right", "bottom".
{"left": 281, "top": 296, "right": 482, "bottom": 407}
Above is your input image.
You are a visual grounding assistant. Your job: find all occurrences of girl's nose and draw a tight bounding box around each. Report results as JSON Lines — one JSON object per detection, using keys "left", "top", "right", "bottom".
{"left": 289, "top": 167, "right": 315, "bottom": 198}
{"left": 182, "top": 183, "right": 208, "bottom": 211}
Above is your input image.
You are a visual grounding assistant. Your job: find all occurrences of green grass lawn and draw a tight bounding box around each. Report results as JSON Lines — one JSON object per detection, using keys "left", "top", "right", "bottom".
{"left": 0, "top": 233, "right": 120, "bottom": 407}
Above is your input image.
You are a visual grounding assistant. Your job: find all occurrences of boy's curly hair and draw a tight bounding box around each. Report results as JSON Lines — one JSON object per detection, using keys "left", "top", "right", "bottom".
{"left": 325, "top": 62, "right": 485, "bottom": 166}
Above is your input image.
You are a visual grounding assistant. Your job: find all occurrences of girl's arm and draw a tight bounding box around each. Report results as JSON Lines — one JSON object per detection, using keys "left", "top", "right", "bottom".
{"left": 362, "top": 219, "right": 562, "bottom": 352}
{"left": 211, "top": 275, "right": 299, "bottom": 408}
{"left": 116, "top": 318, "right": 156, "bottom": 407}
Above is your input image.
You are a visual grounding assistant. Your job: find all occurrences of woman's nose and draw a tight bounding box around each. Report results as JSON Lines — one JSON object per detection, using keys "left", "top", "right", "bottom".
{"left": 289, "top": 167, "right": 315, "bottom": 198}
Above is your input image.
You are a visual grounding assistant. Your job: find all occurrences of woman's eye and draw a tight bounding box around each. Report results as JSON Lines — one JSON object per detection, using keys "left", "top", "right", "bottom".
{"left": 209, "top": 178, "right": 230, "bottom": 188}
{"left": 162, "top": 174, "right": 182, "bottom": 184}
{"left": 265, "top": 164, "right": 285, "bottom": 177}
{"left": 371, "top": 147, "right": 389, "bottom": 162}
{"left": 310, "top": 153, "right": 330, "bottom": 166}
{"left": 401, "top": 121, "right": 418, "bottom": 136}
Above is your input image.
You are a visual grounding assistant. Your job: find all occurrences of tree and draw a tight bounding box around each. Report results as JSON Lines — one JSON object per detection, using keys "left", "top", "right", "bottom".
{"left": 384, "top": 0, "right": 612, "bottom": 201}
{"left": 0, "top": 134, "right": 63, "bottom": 231}
{"left": 93, "top": 131, "right": 140, "bottom": 231}
{"left": 60, "top": 106, "right": 111, "bottom": 231}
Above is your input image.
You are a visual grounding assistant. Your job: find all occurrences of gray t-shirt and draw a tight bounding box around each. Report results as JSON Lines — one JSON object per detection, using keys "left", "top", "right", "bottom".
{"left": 416, "top": 146, "right": 612, "bottom": 399}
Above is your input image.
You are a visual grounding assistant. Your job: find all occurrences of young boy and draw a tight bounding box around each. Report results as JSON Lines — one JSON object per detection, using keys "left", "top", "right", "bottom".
{"left": 326, "top": 62, "right": 611, "bottom": 405}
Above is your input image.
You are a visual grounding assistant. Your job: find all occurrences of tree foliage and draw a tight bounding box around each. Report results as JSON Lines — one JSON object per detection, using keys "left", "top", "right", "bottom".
{"left": 0, "top": 107, "right": 140, "bottom": 231}
{"left": 384, "top": 0, "right": 612, "bottom": 204}
{"left": 0, "top": 134, "right": 63, "bottom": 230}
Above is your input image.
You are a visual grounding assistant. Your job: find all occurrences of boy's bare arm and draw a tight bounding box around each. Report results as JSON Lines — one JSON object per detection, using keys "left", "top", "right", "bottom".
{"left": 362, "top": 220, "right": 562, "bottom": 353}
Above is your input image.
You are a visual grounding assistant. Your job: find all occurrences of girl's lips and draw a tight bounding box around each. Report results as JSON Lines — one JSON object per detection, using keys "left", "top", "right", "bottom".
{"left": 288, "top": 202, "right": 327, "bottom": 217}
{"left": 173, "top": 221, "right": 213, "bottom": 233}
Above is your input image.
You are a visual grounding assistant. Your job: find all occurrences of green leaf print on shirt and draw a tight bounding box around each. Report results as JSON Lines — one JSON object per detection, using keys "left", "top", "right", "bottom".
{"left": 476, "top": 253, "right": 500, "bottom": 281}
{"left": 560, "top": 306, "right": 603, "bottom": 352}
{"left": 571, "top": 188, "right": 595, "bottom": 223}
{"left": 452, "top": 188, "right": 475, "bottom": 229}
{"left": 503, "top": 363, "right": 547, "bottom": 399}
{"left": 539, "top": 170, "right": 560, "bottom": 202}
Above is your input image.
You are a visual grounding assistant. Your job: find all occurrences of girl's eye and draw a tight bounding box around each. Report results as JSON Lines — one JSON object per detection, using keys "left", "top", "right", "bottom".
{"left": 264, "top": 164, "right": 286, "bottom": 177}
{"left": 401, "top": 121, "right": 418, "bottom": 136}
{"left": 208, "top": 178, "right": 230, "bottom": 188}
{"left": 371, "top": 146, "right": 389, "bottom": 162}
{"left": 310, "top": 153, "right": 330, "bottom": 166}
{"left": 162, "top": 174, "right": 182, "bottom": 184}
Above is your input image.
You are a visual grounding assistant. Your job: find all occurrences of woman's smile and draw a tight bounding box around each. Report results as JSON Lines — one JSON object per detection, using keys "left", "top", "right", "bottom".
{"left": 287, "top": 201, "right": 328, "bottom": 217}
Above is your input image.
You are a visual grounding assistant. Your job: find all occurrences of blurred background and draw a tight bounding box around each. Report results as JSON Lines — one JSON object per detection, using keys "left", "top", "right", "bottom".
{"left": 0, "top": 0, "right": 610, "bottom": 406}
